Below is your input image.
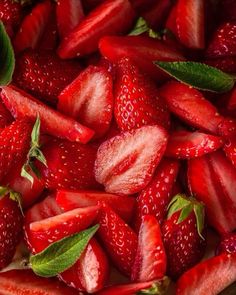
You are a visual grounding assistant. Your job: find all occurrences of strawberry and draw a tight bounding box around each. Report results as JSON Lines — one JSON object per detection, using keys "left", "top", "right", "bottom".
{"left": 217, "top": 233, "right": 236, "bottom": 254}
{"left": 55, "top": 190, "right": 135, "bottom": 223}
{"left": 37, "top": 138, "right": 98, "bottom": 191}
{"left": 114, "top": 58, "right": 169, "bottom": 131}
{"left": 165, "top": 131, "right": 224, "bottom": 159}
{"left": 0, "top": 270, "right": 78, "bottom": 294}
{"left": 14, "top": 50, "right": 81, "bottom": 105}
{"left": 176, "top": 0, "right": 205, "bottom": 49}
{"left": 204, "top": 57, "right": 236, "bottom": 73}
{"left": 0, "top": 86, "right": 94, "bottom": 143}
{"left": 188, "top": 151, "right": 236, "bottom": 233}
{"left": 57, "top": 0, "right": 136, "bottom": 58}
{"left": 227, "top": 86, "right": 236, "bottom": 110}
{"left": 159, "top": 81, "right": 223, "bottom": 134}
{"left": 131, "top": 215, "right": 167, "bottom": 282}
{"left": 176, "top": 253, "right": 236, "bottom": 295}
{"left": 135, "top": 158, "right": 180, "bottom": 229}
{"left": 99, "top": 35, "right": 185, "bottom": 81}
{"left": 58, "top": 65, "right": 113, "bottom": 138}
{"left": 97, "top": 203, "right": 138, "bottom": 276}
{"left": 59, "top": 238, "right": 109, "bottom": 293}
{"left": 56, "top": 0, "right": 84, "bottom": 39}
{"left": 162, "top": 194, "right": 206, "bottom": 279}
{"left": 220, "top": 0, "right": 236, "bottom": 22}
{"left": 206, "top": 22, "right": 236, "bottom": 58}
{"left": 95, "top": 125, "right": 168, "bottom": 195}
{"left": 0, "top": 94, "right": 13, "bottom": 128}
{"left": 224, "top": 136, "right": 236, "bottom": 167}
{"left": 165, "top": 4, "right": 178, "bottom": 36}
{"left": 14, "top": 1, "right": 52, "bottom": 53}
{"left": 218, "top": 117, "right": 236, "bottom": 138}
{"left": 82, "top": 0, "right": 105, "bottom": 11}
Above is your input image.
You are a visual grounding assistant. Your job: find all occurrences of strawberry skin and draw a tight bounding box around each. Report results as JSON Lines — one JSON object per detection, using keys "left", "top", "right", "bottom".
{"left": 57, "top": 0, "right": 136, "bottom": 58}
{"left": 217, "top": 233, "right": 236, "bottom": 254}
{"left": 176, "top": 253, "right": 236, "bottom": 295}
{"left": 224, "top": 136, "right": 236, "bottom": 167}
{"left": 205, "top": 57, "right": 236, "bottom": 73}
{"left": 114, "top": 58, "right": 169, "bottom": 131}
{"left": 0, "top": 95, "right": 13, "bottom": 129}
{"left": 95, "top": 125, "right": 168, "bottom": 195}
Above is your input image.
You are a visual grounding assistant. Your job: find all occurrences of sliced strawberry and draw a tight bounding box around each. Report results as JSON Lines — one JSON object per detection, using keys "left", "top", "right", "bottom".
{"left": 59, "top": 238, "right": 109, "bottom": 293}
{"left": 0, "top": 95, "right": 13, "bottom": 128}
{"left": 58, "top": 65, "right": 113, "bottom": 138}
{"left": 227, "top": 87, "right": 236, "bottom": 110}
{"left": 188, "top": 151, "right": 236, "bottom": 233}
{"left": 135, "top": 158, "right": 180, "bottom": 229}
{"left": 0, "top": 86, "right": 94, "bottom": 143}
{"left": 57, "top": 0, "right": 136, "bottom": 58}
{"left": 176, "top": 253, "right": 236, "bottom": 295}
{"left": 204, "top": 57, "right": 236, "bottom": 73}
{"left": 14, "top": 1, "right": 52, "bottom": 53}
{"left": 165, "top": 131, "right": 224, "bottom": 159}
{"left": 217, "top": 233, "right": 236, "bottom": 254}
{"left": 176, "top": 0, "right": 205, "bottom": 49}
{"left": 159, "top": 81, "right": 223, "bottom": 134}
{"left": 224, "top": 136, "right": 236, "bottom": 167}
{"left": 97, "top": 203, "right": 138, "bottom": 276}
{"left": 114, "top": 58, "right": 169, "bottom": 131}
{"left": 99, "top": 35, "right": 185, "bottom": 81}
{"left": 218, "top": 117, "right": 236, "bottom": 138}
{"left": 95, "top": 125, "right": 168, "bottom": 195}
{"left": 56, "top": 0, "right": 84, "bottom": 39}
{"left": 55, "top": 190, "right": 135, "bottom": 223}
{"left": 131, "top": 215, "right": 166, "bottom": 282}
{"left": 0, "top": 270, "right": 78, "bottom": 295}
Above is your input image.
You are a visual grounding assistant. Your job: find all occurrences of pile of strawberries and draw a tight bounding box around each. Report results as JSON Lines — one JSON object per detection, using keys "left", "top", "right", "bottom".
{"left": 0, "top": 0, "right": 236, "bottom": 294}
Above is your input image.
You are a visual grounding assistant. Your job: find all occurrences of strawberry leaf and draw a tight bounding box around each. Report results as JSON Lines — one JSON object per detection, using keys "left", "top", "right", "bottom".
{"left": 155, "top": 61, "right": 235, "bottom": 93}
{"left": 137, "top": 277, "right": 170, "bottom": 294}
{"left": 0, "top": 21, "right": 15, "bottom": 86}
{"left": 129, "top": 17, "right": 159, "bottom": 39}
{"left": 30, "top": 224, "right": 99, "bottom": 277}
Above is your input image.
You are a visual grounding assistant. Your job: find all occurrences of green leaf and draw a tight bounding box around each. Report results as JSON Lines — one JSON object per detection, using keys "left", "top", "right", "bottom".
{"left": 129, "top": 17, "right": 160, "bottom": 39}
{"left": 0, "top": 21, "right": 15, "bottom": 85}
{"left": 137, "top": 277, "right": 170, "bottom": 294}
{"left": 30, "top": 224, "right": 99, "bottom": 277}
{"left": 154, "top": 61, "right": 235, "bottom": 93}
{"left": 193, "top": 203, "right": 205, "bottom": 240}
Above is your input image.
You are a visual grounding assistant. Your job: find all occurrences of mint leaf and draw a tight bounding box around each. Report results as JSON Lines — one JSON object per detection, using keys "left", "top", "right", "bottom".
{"left": 129, "top": 17, "right": 159, "bottom": 39}
{"left": 30, "top": 224, "right": 99, "bottom": 277}
{"left": 155, "top": 61, "right": 235, "bottom": 93}
{"left": 0, "top": 21, "right": 15, "bottom": 85}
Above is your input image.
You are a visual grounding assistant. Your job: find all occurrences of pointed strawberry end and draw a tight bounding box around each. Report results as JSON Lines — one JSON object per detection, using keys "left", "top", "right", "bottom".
{"left": 137, "top": 277, "right": 170, "bottom": 295}
{"left": 167, "top": 194, "right": 205, "bottom": 240}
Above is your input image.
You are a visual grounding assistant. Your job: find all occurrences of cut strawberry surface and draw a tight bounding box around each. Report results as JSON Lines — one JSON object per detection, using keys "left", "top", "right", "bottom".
{"left": 56, "top": 190, "right": 135, "bottom": 223}
{"left": 57, "top": 0, "right": 136, "bottom": 58}
{"left": 159, "top": 81, "right": 223, "bottom": 134}
{"left": 131, "top": 215, "right": 166, "bottom": 282}
{"left": 165, "top": 131, "right": 224, "bottom": 159}
{"left": 95, "top": 125, "right": 168, "bottom": 195}
{"left": 176, "top": 253, "right": 236, "bottom": 295}
{"left": 0, "top": 86, "right": 94, "bottom": 143}
{"left": 58, "top": 65, "right": 113, "bottom": 138}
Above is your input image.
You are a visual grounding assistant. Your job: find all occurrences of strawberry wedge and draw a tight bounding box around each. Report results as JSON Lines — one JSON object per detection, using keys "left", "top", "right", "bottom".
{"left": 57, "top": 0, "right": 136, "bottom": 58}
{"left": 0, "top": 85, "right": 94, "bottom": 143}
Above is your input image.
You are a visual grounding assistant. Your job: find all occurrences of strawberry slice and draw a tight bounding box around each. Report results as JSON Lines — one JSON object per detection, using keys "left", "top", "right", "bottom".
{"left": 97, "top": 203, "right": 138, "bottom": 276}
{"left": 58, "top": 65, "right": 113, "bottom": 138}
{"left": 99, "top": 35, "right": 185, "bottom": 81}
{"left": 136, "top": 158, "right": 180, "bottom": 229}
{"left": 0, "top": 86, "right": 94, "bottom": 143}
{"left": 176, "top": 0, "right": 205, "bottom": 49}
{"left": 0, "top": 270, "right": 78, "bottom": 295}
{"left": 56, "top": 0, "right": 84, "bottom": 39}
{"left": 114, "top": 58, "right": 169, "bottom": 131}
{"left": 131, "top": 215, "right": 167, "bottom": 282}
{"left": 188, "top": 151, "right": 236, "bottom": 233}
{"left": 217, "top": 233, "right": 236, "bottom": 254}
{"left": 159, "top": 81, "right": 223, "bottom": 134}
{"left": 224, "top": 136, "right": 236, "bottom": 167}
{"left": 176, "top": 253, "right": 236, "bottom": 295}
{"left": 206, "top": 22, "right": 236, "bottom": 58}
{"left": 55, "top": 190, "right": 135, "bottom": 223}
{"left": 14, "top": 1, "right": 52, "bottom": 53}
{"left": 227, "top": 87, "right": 236, "bottom": 110}
{"left": 95, "top": 125, "right": 168, "bottom": 195}
{"left": 165, "top": 131, "right": 224, "bottom": 159}
{"left": 57, "top": 0, "right": 136, "bottom": 58}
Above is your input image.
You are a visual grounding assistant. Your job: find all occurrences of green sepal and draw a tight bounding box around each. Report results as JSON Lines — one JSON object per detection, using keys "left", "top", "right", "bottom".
{"left": 137, "top": 277, "right": 170, "bottom": 295}
{"left": 129, "top": 17, "right": 160, "bottom": 39}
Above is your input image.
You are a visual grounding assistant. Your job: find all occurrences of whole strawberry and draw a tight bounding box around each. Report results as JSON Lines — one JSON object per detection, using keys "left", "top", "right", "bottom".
{"left": 162, "top": 194, "right": 206, "bottom": 279}
{"left": 217, "top": 233, "right": 236, "bottom": 255}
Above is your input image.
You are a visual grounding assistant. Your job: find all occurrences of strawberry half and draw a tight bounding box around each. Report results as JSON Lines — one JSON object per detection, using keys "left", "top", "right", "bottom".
{"left": 57, "top": 0, "right": 136, "bottom": 58}
{"left": 131, "top": 215, "right": 167, "bottom": 282}
{"left": 95, "top": 125, "right": 168, "bottom": 195}
{"left": 165, "top": 131, "right": 224, "bottom": 159}
{"left": 114, "top": 58, "right": 169, "bottom": 131}
{"left": 162, "top": 194, "right": 206, "bottom": 279}
{"left": 217, "top": 233, "right": 236, "bottom": 254}
{"left": 55, "top": 190, "right": 135, "bottom": 223}
{"left": 159, "top": 81, "right": 223, "bottom": 134}
{"left": 0, "top": 86, "right": 94, "bottom": 143}
{"left": 58, "top": 65, "right": 113, "bottom": 138}
{"left": 176, "top": 253, "right": 236, "bottom": 295}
